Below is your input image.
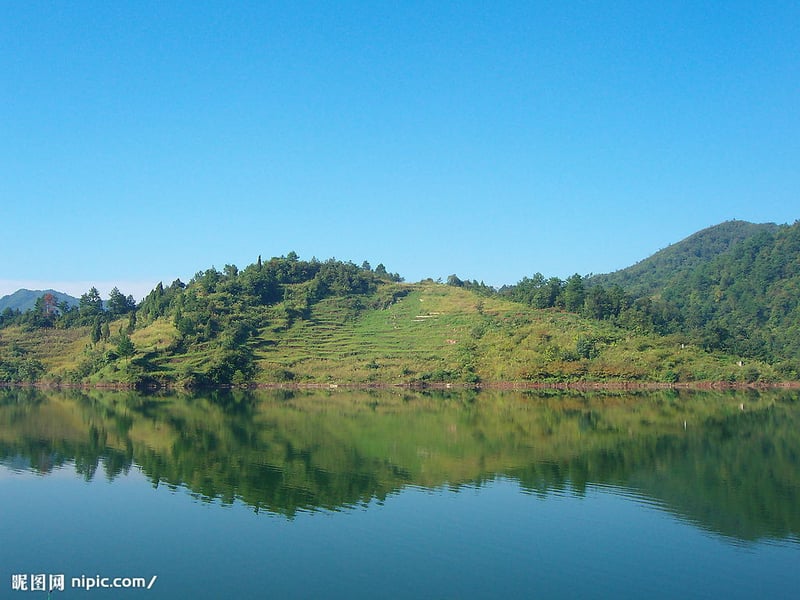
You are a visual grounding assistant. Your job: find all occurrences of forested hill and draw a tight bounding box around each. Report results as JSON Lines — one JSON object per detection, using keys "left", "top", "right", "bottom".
{"left": 655, "top": 220, "right": 800, "bottom": 360}
{"left": 586, "top": 220, "right": 800, "bottom": 361}
{"left": 473, "top": 219, "right": 800, "bottom": 368}
{"left": 588, "top": 220, "right": 781, "bottom": 297}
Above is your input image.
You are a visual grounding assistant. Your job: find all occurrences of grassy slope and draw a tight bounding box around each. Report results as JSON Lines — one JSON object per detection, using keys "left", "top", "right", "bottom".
{"left": 0, "top": 282, "right": 780, "bottom": 385}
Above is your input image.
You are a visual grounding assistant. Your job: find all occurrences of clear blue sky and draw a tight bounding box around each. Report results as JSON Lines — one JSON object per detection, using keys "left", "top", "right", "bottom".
{"left": 2, "top": 1, "right": 798, "bottom": 300}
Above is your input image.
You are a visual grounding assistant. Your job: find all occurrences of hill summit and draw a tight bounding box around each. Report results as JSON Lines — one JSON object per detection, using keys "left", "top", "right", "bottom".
{"left": 589, "top": 220, "right": 781, "bottom": 296}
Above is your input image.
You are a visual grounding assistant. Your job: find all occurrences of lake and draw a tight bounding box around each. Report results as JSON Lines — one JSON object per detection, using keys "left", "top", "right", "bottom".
{"left": 1, "top": 387, "right": 798, "bottom": 598}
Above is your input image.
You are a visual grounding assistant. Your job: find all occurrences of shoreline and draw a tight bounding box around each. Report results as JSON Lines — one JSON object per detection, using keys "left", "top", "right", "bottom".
{"left": 3, "top": 380, "right": 800, "bottom": 392}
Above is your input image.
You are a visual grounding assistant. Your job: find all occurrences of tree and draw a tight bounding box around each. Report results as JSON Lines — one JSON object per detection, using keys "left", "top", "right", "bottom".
{"left": 584, "top": 285, "right": 612, "bottom": 320}
{"left": 194, "top": 269, "right": 221, "bottom": 294}
{"left": 576, "top": 335, "right": 599, "bottom": 359}
{"left": 91, "top": 319, "right": 102, "bottom": 344}
{"left": 80, "top": 287, "right": 104, "bottom": 319}
{"left": 0, "top": 307, "right": 16, "bottom": 328}
{"left": 107, "top": 287, "right": 136, "bottom": 316}
{"left": 126, "top": 311, "right": 137, "bottom": 334}
{"left": 42, "top": 293, "right": 58, "bottom": 315}
{"left": 562, "top": 274, "right": 586, "bottom": 313}
{"left": 31, "top": 294, "right": 58, "bottom": 328}
{"left": 116, "top": 333, "right": 135, "bottom": 358}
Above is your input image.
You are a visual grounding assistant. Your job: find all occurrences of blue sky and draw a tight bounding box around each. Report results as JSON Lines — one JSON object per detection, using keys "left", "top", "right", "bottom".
{"left": 2, "top": 2, "right": 798, "bottom": 300}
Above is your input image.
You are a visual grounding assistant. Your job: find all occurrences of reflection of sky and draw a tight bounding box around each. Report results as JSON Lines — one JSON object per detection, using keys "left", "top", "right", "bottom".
{"left": 0, "top": 462, "right": 76, "bottom": 480}
{"left": 1, "top": 466, "right": 798, "bottom": 599}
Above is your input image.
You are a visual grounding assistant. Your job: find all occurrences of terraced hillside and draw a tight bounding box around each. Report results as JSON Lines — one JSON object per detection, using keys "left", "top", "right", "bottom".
{"left": 1, "top": 246, "right": 791, "bottom": 387}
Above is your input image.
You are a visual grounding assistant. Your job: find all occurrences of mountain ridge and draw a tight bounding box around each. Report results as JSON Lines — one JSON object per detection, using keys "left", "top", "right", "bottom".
{"left": 0, "top": 289, "right": 79, "bottom": 313}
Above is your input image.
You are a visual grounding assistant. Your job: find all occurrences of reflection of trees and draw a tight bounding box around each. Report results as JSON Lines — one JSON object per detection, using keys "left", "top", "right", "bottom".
{"left": 0, "top": 387, "right": 798, "bottom": 542}
{"left": 508, "top": 405, "right": 800, "bottom": 542}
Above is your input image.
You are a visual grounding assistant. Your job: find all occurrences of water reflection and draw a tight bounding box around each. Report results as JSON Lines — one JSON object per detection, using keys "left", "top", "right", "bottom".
{"left": 0, "top": 387, "right": 798, "bottom": 545}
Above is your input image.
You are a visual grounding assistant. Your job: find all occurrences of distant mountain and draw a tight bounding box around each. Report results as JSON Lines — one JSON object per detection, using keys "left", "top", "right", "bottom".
{"left": 589, "top": 220, "right": 781, "bottom": 297}
{"left": 0, "top": 289, "right": 79, "bottom": 313}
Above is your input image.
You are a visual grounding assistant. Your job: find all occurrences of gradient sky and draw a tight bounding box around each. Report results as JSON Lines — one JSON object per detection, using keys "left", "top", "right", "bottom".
{"left": 2, "top": 2, "right": 798, "bottom": 300}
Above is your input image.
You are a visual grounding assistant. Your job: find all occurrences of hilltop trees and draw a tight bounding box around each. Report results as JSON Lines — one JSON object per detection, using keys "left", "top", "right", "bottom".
{"left": 79, "top": 287, "right": 104, "bottom": 319}
{"left": 137, "top": 255, "right": 399, "bottom": 326}
{"left": 562, "top": 274, "right": 586, "bottom": 312}
{"left": 501, "top": 274, "right": 564, "bottom": 309}
{"left": 130, "top": 253, "right": 405, "bottom": 385}
{"left": 107, "top": 287, "right": 136, "bottom": 317}
{"left": 0, "top": 285, "right": 140, "bottom": 332}
{"left": 28, "top": 293, "right": 59, "bottom": 328}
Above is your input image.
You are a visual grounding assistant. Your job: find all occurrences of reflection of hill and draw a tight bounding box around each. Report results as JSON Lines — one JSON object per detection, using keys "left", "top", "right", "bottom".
{"left": 509, "top": 405, "right": 800, "bottom": 542}
{"left": 0, "top": 387, "right": 798, "bottom": 543}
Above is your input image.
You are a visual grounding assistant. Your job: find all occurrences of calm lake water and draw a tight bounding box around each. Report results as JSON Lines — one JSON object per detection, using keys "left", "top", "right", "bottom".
{"left": 1, "top": 387, "right": 798, "bottom": 598}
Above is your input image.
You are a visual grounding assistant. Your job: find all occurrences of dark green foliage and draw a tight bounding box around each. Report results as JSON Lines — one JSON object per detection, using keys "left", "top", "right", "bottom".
{"left": 589, "top": 220, "right": 781, "bottom": 297}
{"left": 500, "top": 273, "right": 563, "bottom": 309}
{"left": 138, "top": 280, "right": 184, "bottom": 323}
{"left": 204, "top": 347, "right": 256, "bottom": 386}
{"left": 130, "top": 254, "right": 404, "bottom": 386}
{"left": 575, "top": 335, "right": 599, "bottom": 359}
{"left": 91, "top": 319, "right": 102, "bottom": 344}
{"left": 0, "top": 341, "right": 44, "bottom": 382}
{"left": 0, "top": 285, "right": 139, "bottom": 331}
{"left": 606, "top": 221, "right": 800, "bottom": 361}
{"left": 562, "top": 274, "right": 586, "bottom": 312}
{"left": 137, "top": 254, "right": 401, "bottom": 328}
{"left": 116, "top": 333, "right": 136, "bottom": 358}
{"left": 502, "top": 220, "right": 800, "bottom": 363}
{"left": 79, "top": 287, "right": 104, "bottom": 320}
{"left": 107, "top": 286, "right": 136, "bottom": 317}
{"left": 447, "top": 274, "right": 494, "bottom": 296}
{"left": 5, "top": 226, "right": 800, "bottom": 385}
{"left": 0, "top": 307, "right": 20, "bottom": 328}
{"left": 126, "top": 311, "right": 137, "bottom": 334}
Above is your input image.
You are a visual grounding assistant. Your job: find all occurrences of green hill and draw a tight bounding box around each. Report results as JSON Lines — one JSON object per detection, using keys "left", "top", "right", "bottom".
{"left": 2, "top": 220, "right": 800, "bottom": 387}
{"left": 0, "top": 268, "right": 784, "bottom": 387}
{"left": 588, "top": 220, "right": 781, "bottom": 297}
{"left": 586, "top": 220, "right": 800, "bottom": 364}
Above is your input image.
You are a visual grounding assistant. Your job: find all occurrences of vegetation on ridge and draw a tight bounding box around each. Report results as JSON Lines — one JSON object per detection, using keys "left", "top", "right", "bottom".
{"left": 1, "top": 220, "right": 799, "bottom": 386}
